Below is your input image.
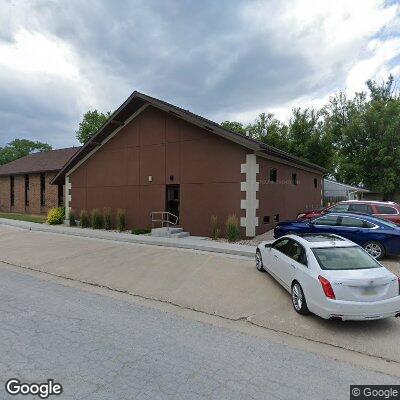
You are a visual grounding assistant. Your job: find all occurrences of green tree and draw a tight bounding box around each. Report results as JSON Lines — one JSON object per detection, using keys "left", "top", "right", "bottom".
{"left": 76, "top": 110, "right": 111, "bottom": 144}
{"left": 0, "top": 139, "right": 52, "bottom": 165}
{"left": 220, "top": 121, "right": 246, "bottom": 135}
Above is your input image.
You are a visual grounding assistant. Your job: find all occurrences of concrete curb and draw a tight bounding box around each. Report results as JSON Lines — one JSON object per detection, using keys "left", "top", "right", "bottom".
{"left": 0, "top": 218, "right": 255, "bottom": 258}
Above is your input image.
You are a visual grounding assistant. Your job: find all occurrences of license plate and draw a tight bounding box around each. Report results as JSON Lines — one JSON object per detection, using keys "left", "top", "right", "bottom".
{"left": 362, "top": 286, "right": 378, "bottom": 296}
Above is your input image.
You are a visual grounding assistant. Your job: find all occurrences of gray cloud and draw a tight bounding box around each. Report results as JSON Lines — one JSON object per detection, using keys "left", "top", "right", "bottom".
{"left": 0, "top": 0, "right": 398, "bottom": 147}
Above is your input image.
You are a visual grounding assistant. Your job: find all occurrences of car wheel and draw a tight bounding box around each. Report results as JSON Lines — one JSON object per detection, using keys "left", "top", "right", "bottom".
{"left": 255, "top": 250, "right": 265, "bottom": 272}
{"left": 291, "top": 282, "right": 310, "bottom": 315}
{"left": 363, "top": 241, "right": 385, "bottom": 260}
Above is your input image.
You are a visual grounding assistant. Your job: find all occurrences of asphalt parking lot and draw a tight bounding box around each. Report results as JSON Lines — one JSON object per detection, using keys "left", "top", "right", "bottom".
{"left": 0, "top": 225, "right": 399, "bottom": 364}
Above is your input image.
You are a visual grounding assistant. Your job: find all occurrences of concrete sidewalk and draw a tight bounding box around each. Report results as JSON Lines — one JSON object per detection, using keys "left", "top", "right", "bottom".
{"left": 0, "top": 224, "right": 399, "bottom": 365}
{"left": 0, "top": 218, "right": 255, "bottom": 258}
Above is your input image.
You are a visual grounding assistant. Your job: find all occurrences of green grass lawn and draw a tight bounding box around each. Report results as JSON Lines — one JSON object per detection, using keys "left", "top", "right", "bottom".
{"left": 0, "top": 212, "right": 46, "bottom": 224}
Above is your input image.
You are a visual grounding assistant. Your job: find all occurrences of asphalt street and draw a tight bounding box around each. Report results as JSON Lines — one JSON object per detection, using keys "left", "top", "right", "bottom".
{"left": 0, "top": 265, "right": 398, "bottom": 400}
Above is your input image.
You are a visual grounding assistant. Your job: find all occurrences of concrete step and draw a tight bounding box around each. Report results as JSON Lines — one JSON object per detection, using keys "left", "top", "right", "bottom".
{"left": 170, "top": 231, "right": 190, "bottom": 238}
{"left": 151, "top": 227, "right": 187, "bottom": 238}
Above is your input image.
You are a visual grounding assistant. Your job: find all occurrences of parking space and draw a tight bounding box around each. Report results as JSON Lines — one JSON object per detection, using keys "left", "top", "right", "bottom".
{"left": 0, "top": 225, "right": 399, "bottom": 363}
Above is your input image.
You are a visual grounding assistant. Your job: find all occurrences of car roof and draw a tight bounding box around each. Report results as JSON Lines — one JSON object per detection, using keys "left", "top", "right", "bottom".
{"left": 283, "top": 234, "right": 356, "bottom": 248}
{"left": 339, "top": 200, "right": 399, "bottom": 206}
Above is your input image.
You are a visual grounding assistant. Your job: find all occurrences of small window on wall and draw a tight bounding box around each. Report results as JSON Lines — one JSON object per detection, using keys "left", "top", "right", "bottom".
{"left": 314, "top": 178, "right": 318, "bottom": 188}
{"left": 25, "top": 175, "right": 29, "bottom": 207}
{"left": 291, "top": 173, "right": 297, "bottom": 185}
{"left": 274, "top": 214, "right": 280, "bottom": 222}
{"left": 40, "top": 173, "right": 46, "bottom": 207}
{"left": 263, "top": 216, "right": 270, "bottom": 224}
{"left": 10, "top": 176, "right": 14, "bottom": 206}
{"left": 269, "top": 168, "right": 277, "bottom": 183}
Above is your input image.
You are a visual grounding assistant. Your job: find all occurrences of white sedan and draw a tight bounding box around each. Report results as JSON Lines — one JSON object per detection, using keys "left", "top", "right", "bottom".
{"left": 256, "top": 233, "right": 400, "bottom": 321}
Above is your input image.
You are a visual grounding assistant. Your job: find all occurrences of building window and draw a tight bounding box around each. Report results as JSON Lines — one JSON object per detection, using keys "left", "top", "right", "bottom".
{"left": 314, "top": 178, "right": 318, "bottom": 188}
{"left": 274, "top": 214, "right": 280, "bottom": 222}
{"left": 291, "top": 173, "right": 297, "bottom": 185}
{"left": 269, "top": 168, "right": 277, "bottom": 183}
{"left": 10, "top": 176, "right": 14, "bottom": 207}
{"left": 40, "top": 173, "right": 46, "bottom": 207}
{"left": 263, "top": 216, "right": 270, "bottom": 224}
{"left": 25, "top": 175, "right": 29, "bottom": 207}
{"left": 58, "top": 185, "right": 64, "bottom": 207}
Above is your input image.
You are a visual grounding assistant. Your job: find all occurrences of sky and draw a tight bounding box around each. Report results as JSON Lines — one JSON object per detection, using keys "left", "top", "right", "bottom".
{"left": 0, "top": 0, "right": 399, "bottom": 148}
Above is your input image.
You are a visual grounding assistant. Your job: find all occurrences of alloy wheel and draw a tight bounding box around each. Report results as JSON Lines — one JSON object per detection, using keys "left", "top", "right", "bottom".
{"left": 364, "top": 242, "right": 382, "bottom": 259}
{"left": 256, "top": 251, "right": 263, "bottom": 271}
{"left": 292, "top": 284, "right": 303, "bottom": 311}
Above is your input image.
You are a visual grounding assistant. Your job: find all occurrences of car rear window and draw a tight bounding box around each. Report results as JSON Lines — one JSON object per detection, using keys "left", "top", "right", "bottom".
{"left": 376, "top": 205, "right": 398, "bottom": 215}
{"left": 312, "top": 247, "right": 381, "bottom": 270}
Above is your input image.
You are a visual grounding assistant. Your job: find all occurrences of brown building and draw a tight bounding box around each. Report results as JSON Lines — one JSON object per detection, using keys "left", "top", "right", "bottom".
{"left": 53, "top": 92, "right": 326, "bottom": 237}
{"left": 0, "top": 147, "right": 79, "bottom": 214}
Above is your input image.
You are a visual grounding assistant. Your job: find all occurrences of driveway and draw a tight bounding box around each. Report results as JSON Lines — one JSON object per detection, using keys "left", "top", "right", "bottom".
{"left": 0, "top": 225, "right": 399, "bottom": 364}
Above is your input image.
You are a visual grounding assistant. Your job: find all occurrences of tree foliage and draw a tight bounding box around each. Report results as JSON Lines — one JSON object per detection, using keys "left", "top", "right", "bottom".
{"left": 220, "top": 75, "right": 400, "bottom": 199}
{"left": 76, "top": 110, "right": 112, "bottom": 144}
{"left": 0, "top": 139, "right": 52, "bottom": 165}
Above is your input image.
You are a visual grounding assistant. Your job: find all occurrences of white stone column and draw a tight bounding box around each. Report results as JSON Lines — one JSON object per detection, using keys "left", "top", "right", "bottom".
{"left": 65, "top": 175, "right": 72, "bottom": 223}
{"left": 240, "top": 154, "right": 259, "bottom": 237}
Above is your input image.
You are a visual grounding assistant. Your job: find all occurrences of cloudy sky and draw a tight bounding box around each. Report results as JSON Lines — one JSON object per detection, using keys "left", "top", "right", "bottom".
{"left": 0, "top": 0, "right": 399, "bottom": 148}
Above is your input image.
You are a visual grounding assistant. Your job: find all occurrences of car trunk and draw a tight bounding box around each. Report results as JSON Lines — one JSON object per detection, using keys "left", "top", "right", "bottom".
{"left": 324, "top": 268, "right": 398, "bottom": 302}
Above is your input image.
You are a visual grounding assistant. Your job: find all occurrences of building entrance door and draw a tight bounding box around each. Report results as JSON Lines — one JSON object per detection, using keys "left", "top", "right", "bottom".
{"left": 166, "top": 185, "right": 180, "bottom": 219}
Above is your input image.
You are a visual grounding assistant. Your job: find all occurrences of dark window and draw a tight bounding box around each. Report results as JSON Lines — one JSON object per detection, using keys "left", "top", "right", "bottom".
{"left": 274, "top": 214, "right": 279, "bottom": 222}
{"left": 40, "top": 173, "right": 46, "bottom": 207}
{"left": 363, "top": 221, "right": 376, "bottom": 228}
{"left": 286, "top": 241, "right": 308, "bottom": 266}
{"left": 58, "top": 185, "right": 64, "bottom": 207}
{"left": 313, "top": 215, "right": 338, "bottom": 226}
{"left": 25, "top": 175, "right": 29, "bottom": 207}
{"left": 339, "top": 216, "right": 364, "bottom": 228}
{"left": 269, "top": 168, "right": 277, "bottom": 183}
{"left": 348, "top": 203, "right": 373, "bottom": 214}
{"left": 272, "top": 238, "right": 291, "bottom": 254}
{"left": 314, "top": 178, "right": 318, "bottom": 188}
{"left": 376, "top": 205, "right": 397, "bottom": 215}
{"left": 10, "top": 176, "right": 14, "bottom": 206}
{"left": 263, "top": 216, "right": 270, "bottom": 224}
{"left": 291, "top": 173, "right": 297, "bottom": 185}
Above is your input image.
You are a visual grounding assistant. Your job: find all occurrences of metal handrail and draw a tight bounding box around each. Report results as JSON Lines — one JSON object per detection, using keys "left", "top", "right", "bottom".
{"left": 151, "top": 211, "right": 179, "bottom": 229}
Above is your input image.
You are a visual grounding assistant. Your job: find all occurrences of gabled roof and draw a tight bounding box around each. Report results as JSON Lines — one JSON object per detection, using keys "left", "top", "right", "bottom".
{"left": 0, "top": 147, "right": 80, "bottom": 176}
{"left": 323, "top": 178, "right": 370, "bottom": 192}
{"left": 52, "top": 91, "right": 327, "bottom": 184}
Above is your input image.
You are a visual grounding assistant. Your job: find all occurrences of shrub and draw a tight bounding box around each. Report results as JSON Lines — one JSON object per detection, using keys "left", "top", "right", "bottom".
{"left": 47, "top": 207, "right": 65, "bottom": 225}
{"left": 91, "top": 208, "right": 104, "bottom": 229}
{"left": 116, "top": 209, "right": 126, "bottom": 232}
{"left": 131, "top": 228, "right": 151, "bottom": 235}
{"left": 210, "top": 215, "right": 221, "bottom": 240}
{"left": 225, "top": 214, "right": 240, "bottom": 242}
{"left": 80, "top": 209, "right": 90, "bottom": 228}
{"left": 69, "top": 210, "right": 77, "bottom": 226}
{"left": 103, "top": 208, "right": 113, "bottom": 230}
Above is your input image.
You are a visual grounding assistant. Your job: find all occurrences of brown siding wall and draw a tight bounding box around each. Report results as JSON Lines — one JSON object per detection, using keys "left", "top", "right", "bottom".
{"left": 256, "top": 157, "right": 322, "bottom": 235}
{"left": 70, "top": 107, "right": 247, "bottom": 236}
{"left": 0, "top": 172, "right": 60, "bottom": 215}
{"left": 69, "top": 106, "right": 323, "bottom": 237}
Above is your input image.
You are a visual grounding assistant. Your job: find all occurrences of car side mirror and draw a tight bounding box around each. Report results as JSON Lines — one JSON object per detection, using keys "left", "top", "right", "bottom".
{"left": 264, "top": 243, "right": 272, "bottom": 248}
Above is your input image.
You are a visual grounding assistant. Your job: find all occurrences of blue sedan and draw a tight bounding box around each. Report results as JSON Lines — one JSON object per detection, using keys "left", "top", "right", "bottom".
{"left": 274, "top": 213, "right": 400, "bottom": 260}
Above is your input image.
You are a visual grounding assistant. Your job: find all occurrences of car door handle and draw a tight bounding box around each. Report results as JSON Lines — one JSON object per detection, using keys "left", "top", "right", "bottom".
{"left": 290, "top": 264, "right": 296, "bottom": 269}
{"left": 273, "top": 254, "right": 278, "bottom": 258}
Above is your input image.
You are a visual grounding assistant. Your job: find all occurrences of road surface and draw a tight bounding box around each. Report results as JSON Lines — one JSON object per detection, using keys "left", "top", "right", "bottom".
{"left": 0, "top": 265, "right": 397, "bottom": 400}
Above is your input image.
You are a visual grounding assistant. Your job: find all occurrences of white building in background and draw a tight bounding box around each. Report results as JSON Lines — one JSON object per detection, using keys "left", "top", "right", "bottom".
{"left": 324, "top": 178, "right": 369, "bottom": 204}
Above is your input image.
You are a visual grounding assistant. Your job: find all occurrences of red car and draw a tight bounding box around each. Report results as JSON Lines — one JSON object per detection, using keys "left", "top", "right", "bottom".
{"left": 297, "top": 200, "right": 400, "bottom": 225}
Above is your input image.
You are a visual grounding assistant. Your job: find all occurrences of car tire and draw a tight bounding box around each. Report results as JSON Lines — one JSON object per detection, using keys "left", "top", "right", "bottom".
{"left": 255, "top": 250, "right": 265, "bottom": 272}
{"left": 363, "top": 241, "right": 385, "bottom": 260}
{"left": 291, "top": 282, "right": 310, "bottom": 315}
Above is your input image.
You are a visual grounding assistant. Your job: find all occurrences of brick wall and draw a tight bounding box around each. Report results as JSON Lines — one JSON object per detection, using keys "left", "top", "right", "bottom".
{"left": 0, "top": 172, "right": 62, "bottom": 215}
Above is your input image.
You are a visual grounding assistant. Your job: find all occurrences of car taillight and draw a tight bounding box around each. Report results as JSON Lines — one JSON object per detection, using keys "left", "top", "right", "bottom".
{"left": 318, "top": 276, "right": 336, "bottom": 300}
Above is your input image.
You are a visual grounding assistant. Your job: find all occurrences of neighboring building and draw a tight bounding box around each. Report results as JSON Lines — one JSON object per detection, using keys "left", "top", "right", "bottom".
{"left": 52, "top": 92, "right": 326, "bottom": 238}
{"left": 324, "top": 178, "right": 369, "bottom": 205}
{"left": 0, "top": 147, "right": 79, "bottom": 214}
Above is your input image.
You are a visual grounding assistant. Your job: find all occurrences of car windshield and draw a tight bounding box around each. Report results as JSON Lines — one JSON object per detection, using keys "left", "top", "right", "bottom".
{"left": 312, "top": 247, "right": 381, "bottom": 270}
